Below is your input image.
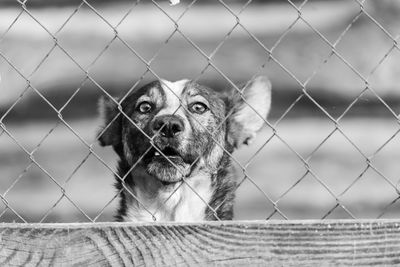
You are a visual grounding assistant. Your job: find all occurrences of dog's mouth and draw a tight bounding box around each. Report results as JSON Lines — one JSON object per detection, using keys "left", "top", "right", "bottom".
{"left": 145, "top": 145, "right": 188, "bottom": 167}
{"left": 153, "top": 146, "right": 182, "bottom": 160}
{"left": 143, "top": 144, "right": 194, "bottom": 185}
{"left": 146, "top": 146, "right": 186, "bottom": 166}
{"left": 143, "top": 145, "right": 192, "bottom": 185}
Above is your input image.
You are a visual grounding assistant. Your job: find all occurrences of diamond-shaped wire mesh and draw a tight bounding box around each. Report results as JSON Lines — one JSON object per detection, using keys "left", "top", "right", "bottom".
{"left": 0, "top": 0, "right": 399, "bottom": 222}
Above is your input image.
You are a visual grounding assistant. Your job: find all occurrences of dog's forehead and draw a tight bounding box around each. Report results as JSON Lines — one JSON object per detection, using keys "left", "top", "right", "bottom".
{"left": 160, "top": 79, "right": 190, "bottom": 100}
{"left": 130, "top": 79, "right": 222, "bottom": 109}
{"left": 134, "top": 80, "right": 187, "bottom": 99}
{"left": 139, "top": 79, "right": 216, "bottom": 99}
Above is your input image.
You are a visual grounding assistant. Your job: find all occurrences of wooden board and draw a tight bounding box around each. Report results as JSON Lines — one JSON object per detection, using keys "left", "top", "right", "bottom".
{"left": 1, "top": 220, "right": 400, "bottom": 266}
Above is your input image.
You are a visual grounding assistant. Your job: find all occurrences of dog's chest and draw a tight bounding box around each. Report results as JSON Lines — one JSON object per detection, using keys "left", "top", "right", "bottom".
{"left": 124, "top": 173, "right": 213, "bottom": 222}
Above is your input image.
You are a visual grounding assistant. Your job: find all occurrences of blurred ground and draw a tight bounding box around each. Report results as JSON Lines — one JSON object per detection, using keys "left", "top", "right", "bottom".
{"left": 1, "top": 0, "right": 400, "bottom": 222}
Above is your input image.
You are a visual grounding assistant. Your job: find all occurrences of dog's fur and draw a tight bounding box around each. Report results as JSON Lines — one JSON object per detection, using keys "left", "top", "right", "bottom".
{"left": 98, "top": 76, "right": 271, "bottom": 222}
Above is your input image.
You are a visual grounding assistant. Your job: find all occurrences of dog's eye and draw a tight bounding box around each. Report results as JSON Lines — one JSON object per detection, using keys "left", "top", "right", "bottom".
{"left": 138, "top": 102, "right": 152, "bottom": 114}
{"left": 190, "top": 102, "right": 208, "bottom": 114}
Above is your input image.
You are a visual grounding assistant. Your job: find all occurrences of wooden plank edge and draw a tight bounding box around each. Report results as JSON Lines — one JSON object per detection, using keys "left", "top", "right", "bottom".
{"left": 1, "top": 218, "right": 400, "bottom": 229}
{"left": 0, "top": 219, "right": 399, "bottom": 266}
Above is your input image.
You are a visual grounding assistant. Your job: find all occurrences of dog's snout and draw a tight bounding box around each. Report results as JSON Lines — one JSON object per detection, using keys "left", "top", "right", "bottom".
{"left": 152, "top": 115, "right": 184, "bottom": 137}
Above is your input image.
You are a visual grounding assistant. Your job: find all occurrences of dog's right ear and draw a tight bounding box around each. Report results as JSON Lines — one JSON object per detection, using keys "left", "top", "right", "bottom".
{"left": 97, "top": 96, "right": 122, "bottom": 147}
{"left": 226, "top": 76, "right": 271, "bottom": 149}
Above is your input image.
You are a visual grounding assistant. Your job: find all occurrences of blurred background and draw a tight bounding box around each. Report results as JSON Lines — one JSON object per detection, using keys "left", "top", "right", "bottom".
{"left": 1, "top": 0, "right": 400, "bottom": 223}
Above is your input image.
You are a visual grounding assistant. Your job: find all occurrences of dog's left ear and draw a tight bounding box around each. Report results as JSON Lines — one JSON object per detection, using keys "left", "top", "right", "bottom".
{"left": 97, "top": 96, "right": 122, "bottom": 147}
{"left": 227, "top": 76, "right": 271, "bottom": 149}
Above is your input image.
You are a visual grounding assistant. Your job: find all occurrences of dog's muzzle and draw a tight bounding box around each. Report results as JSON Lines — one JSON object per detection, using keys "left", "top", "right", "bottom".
{"left": 142, "top": 115, "right": 196, "bottom": 184}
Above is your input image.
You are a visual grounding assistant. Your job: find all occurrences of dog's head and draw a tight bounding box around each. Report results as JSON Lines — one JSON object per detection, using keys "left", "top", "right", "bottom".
{"left": 98, "top": 76, "right": 271, "bottom": 185}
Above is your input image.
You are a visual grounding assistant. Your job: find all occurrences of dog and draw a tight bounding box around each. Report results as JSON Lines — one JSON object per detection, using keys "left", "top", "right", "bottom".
{"left": 97, "top": 76, "right": 271, "bottom": 222}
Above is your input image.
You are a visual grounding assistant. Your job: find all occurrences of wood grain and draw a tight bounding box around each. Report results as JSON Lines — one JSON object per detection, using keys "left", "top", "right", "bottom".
{"left": 1, "top": 220, "right": 400, "bottom": 266}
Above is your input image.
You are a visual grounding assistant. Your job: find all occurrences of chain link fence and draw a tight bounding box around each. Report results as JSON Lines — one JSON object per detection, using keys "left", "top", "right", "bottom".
{"left": 1, "top": 0, "right": 400, "bottom": 223}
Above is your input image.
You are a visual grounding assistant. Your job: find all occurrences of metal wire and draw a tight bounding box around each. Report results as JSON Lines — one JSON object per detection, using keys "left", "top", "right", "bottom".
{"left": 0, "top": 0, "right": 399, "bottom": 222}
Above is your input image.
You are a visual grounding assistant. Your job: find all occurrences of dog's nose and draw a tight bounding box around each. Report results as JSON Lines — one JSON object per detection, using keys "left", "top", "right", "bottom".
{"left": 152, "top": 115, "right": 184, "bottom": 137}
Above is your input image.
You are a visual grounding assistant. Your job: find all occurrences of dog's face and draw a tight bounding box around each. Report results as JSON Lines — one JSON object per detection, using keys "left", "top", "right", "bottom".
{"left": 98, "top": 76, "right": 271, "bottom": 188}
